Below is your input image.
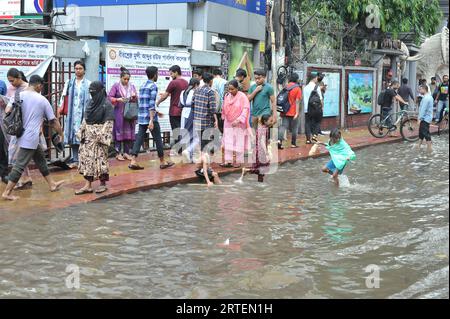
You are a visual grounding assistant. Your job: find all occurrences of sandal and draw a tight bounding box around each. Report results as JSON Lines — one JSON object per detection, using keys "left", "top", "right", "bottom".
{"left": 116, "top": 154, "right": 126, "bottom": 161}
{"left": 14, "top": 181, "right": 33, "bottom": 190}
{"left": 291, "top": 145, "right": 299, "bottom": 148}
{"left": 95, "top": 186, "right": 108, "bottom": 194}
{"left": 128, "top": 164, "right": 144, "bottom": 170}
{"left": 160, "top": 162, "right": 175, "bottom": 169}
{"left": 75, "top": 188, "right": 94, "bottom": 195}
{"left": 306, "top": 140, "right": 313, "bottom": 144}
{"left": 220, "top": 163, "right": 234, "bottom": 168}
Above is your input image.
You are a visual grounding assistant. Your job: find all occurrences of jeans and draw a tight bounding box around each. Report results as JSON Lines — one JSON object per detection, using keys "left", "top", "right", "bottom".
{"left": 278, "top": 116, "right": 299, "bottom": 145}
{"left": 131, "top": 122, "right": 164, "bottom": 159}
{"left": 436, "top": 100, "right": 449, "bottom": 122}
{"left": 8, "top": 146, "right": 49, "bottom": 183}
{"left": 0, "top": 128, "right": 8, "bottom": 178}
{"left": 382, "top": 107, "right": 393, "bottom": 129}
{"left": 70, "top": 144, "right": 79, "bottom": 163}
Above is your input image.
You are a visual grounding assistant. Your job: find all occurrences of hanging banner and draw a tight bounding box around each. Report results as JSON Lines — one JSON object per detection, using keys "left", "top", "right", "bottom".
{"left": 105, "top": 43, "right": 192, "bottom": 133}
{"left": 0, "top": 35, "right": 56, "bottom": 83}
{"left": 322, "top": 71, "right": 341, "bottom": 117}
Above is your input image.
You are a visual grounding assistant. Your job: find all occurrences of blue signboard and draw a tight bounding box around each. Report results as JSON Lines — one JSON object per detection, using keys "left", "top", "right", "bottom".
{"left": 56, "top": 0, "right": 266, "bottom": 15}
{"left": 209, "top": 0, "right": 266, "bottom": 15}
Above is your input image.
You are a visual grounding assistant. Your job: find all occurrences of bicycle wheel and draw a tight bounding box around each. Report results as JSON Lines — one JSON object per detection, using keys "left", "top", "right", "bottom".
{"left": 400, "top": 117, "right": 420, "bottom": 142}
{"left": 438, "top": 114, "right": 449, "bottom": 135}
{"left": 368, "top": 114, "right": 389, "bottom": 138}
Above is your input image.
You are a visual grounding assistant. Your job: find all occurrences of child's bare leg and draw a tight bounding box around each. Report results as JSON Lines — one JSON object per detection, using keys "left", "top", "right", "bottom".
{"left": 212, "top": 172, "right": 222, "bottom": 184}
{"left": 332, "top": 171, "right": 340, "bottom": 187}
{"left": 321, "top": 165, "right": 329, "bottom": 174}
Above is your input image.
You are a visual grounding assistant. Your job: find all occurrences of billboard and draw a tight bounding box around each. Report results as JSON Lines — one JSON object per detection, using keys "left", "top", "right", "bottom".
{"left": 56, "top": 0, "right": 266, "bottom": 15}
{"left": 227, "top": 40, "right": 254, "bottom": 81}
{"left": 322, "top": 72, "right": 341, "bottom": 117}
{"left": 0, "top": 35, "right": 56, "bottom": 84}
{"left": 347, "top": 72, "right": 374, "bottom": 114}
{"left": 105, "top": 44, "right": 192, "bottom": 133}
{"left": 24, "top": 0, "right": 45, "bottom": 15}
{"left": 0, "top": 0, "right": 21, "bottom": 17}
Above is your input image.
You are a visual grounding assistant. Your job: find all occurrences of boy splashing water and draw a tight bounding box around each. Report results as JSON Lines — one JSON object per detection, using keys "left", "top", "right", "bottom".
{"left": 317, "top": 128, "right": 356, "bottom": 187}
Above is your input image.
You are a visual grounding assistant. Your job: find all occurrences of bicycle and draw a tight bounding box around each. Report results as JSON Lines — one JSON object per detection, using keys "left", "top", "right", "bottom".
{"left": 368, "top": 105, "right": 420, "bottom": 142}
{"left": 437, "top": 107, "right": 449, "bottom": 136}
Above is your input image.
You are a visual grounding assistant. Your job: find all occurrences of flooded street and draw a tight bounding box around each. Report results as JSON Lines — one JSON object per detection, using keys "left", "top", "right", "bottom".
{"left": 0, "top": 136, "right": 448, "bottom": 299}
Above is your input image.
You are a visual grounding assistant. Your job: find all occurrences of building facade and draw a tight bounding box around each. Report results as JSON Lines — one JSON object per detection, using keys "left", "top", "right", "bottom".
{"left": 54, "top": 0, "right": 267, "bottom": 76}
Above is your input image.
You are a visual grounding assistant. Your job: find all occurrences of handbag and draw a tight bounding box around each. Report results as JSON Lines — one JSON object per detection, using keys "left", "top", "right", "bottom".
{"left": 58, "top": 82, "right": 70, "bottom": 116}
{"left": 124, "top": 101, "right": 138, "bottom": 121}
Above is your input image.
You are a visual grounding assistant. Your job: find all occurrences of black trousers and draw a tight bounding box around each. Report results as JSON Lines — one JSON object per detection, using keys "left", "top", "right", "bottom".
{"left": 170, "top": 115, "right": 182, "bottom": 145}
{"left": 305, "top": 113, "right": 320, "bottom": 140}
{"left": 0, "top": 128, "right": 8, "bottom": 178}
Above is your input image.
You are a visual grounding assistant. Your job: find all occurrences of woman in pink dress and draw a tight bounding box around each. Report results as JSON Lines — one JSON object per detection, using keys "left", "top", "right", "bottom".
{"left": 220, "top": 80, "right": 251, "bottom": 168}
{"left": 108, "top": 67, "right": 137, "bottom": 161}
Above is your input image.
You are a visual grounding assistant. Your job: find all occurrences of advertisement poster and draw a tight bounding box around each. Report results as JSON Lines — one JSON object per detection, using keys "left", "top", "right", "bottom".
{"left": 322, "top": 71, "right": 340, "bottom": 117}
{"left": 0, "top": 35, "right": 56, "bottom": 83}
{"left": 347, "top": 72, "right": 374, "bottom": 114}
{"left": 227, "top": 40, "right": 254, "bottom": 81}
{"left": 0, "top": 0, "right": 21, "bottom": 17}
{"left": 106, "top": 44, "right": 191, "bottom": 133}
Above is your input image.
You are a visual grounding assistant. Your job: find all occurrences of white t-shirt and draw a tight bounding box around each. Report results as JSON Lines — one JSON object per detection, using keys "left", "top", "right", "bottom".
{"left": 180, "top": 89, "right": 195, "bottom": 119}
{"left": 303, "top": 81, "right": 323, "bottom": 113}
{"left": 18, "top": 90, "right": 56, "bottom": 150}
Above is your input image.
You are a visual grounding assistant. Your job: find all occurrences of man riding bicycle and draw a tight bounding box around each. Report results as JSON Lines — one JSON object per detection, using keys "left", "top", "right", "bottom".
{"left": 381, "top": 80, "right": 408, "bottom": 136}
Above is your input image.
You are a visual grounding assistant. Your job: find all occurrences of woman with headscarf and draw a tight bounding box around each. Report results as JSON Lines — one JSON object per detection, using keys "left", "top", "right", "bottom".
{"left": 108, "top": 67, "right": 137, "bottom": 161}
{"left": 75, "top": 81, "right": 115, "bottom": 195}
{"left": 220, "top": 80, "right": 251, "bottom": 168}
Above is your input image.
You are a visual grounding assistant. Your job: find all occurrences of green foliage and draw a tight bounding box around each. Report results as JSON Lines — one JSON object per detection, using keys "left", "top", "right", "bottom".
{"left": 293, "top": 0, "right": 443, "bottom": 38}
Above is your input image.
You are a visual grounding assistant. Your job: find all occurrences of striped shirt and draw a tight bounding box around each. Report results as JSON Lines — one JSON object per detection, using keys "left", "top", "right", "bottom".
{"left": 138, "top": 80, "right": 158, "bottom": 125}
{"left": 192, "top": 85, "right": 217, "bottom": 130}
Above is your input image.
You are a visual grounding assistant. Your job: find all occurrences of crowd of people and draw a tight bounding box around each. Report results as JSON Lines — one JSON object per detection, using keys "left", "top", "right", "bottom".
{"left": 4, "top": 62, "right": 447, "bottom": 199}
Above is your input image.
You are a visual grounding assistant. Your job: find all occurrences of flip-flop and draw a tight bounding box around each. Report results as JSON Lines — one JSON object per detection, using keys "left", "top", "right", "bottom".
{"left": 219, "top": 163, "right": 234, "bottom": 168}
{"left": 291, "top": 145, "right": 299, "bottom": 148}
{"left": 14, "top": 181, "right": 32, "bottom": 190}
{"left": 75, "top": 188, "right": 93, "bottom": 195}
{"left": 128, "top": 164, "right": 144, "bottom": 170}
{"left": 95, "top": 186, "right": 108, "bottom": 194}
{"left": 160, "top": 162, "right": 175, "bottom": 169}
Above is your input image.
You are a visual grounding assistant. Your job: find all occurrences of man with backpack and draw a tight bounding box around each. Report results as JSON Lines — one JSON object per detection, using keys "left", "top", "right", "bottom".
{"left": 277, "top": 73, "right": 302, "bottom": 149}
{"left": 2, "top": 75, "right": 65, "bottom": 201}
{"left": 303, "top": 71, "right": 324, "bottom": 144}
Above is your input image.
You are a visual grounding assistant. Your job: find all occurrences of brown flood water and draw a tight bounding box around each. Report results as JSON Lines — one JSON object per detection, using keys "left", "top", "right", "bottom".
{"left": 0, "top": 136, "right": 448, "bottom": 298}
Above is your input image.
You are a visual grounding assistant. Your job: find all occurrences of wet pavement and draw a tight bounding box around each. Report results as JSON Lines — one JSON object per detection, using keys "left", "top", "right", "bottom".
{"left": 0, "top": 127, "right": 440, "bottom": 220}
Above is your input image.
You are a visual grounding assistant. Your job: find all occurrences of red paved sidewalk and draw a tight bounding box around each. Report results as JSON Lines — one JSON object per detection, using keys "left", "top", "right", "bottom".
{"left": 0, "top": 126, "right": 439, "bottom": 220}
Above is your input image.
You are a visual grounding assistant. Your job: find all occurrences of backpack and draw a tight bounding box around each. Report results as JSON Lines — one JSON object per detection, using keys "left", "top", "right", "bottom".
{"left": 277, "top": 84, "right": 299, "bottom": 113}
{"left": 307, "top": 84, "right": 322, "bottom": 117}
{"left": 377, "top": 90, "right": 386, "bottom": 106}
{"left": 3, "top": 91, "right": 24, "bottom": 138}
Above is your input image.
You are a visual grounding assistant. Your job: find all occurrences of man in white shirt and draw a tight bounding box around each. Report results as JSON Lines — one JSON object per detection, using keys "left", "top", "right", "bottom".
{"left": 303, "top": 71, "right": 324, "bottom": 144}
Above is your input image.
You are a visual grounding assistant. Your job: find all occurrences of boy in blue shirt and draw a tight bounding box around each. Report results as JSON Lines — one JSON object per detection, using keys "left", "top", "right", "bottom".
{"left": 417, "top": 84, "right": 434, "bottom": 153}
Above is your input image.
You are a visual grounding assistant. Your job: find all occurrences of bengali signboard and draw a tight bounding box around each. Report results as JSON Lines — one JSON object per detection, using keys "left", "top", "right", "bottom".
{"left": 0, "top": 0, "right": 21, "bottom": 17}
{"left": 322, "top": 71, "right": 341, "bottom": 117}
{"left": 105, "top": 44, "right": 192, "bottom": 133}
{"left": 347, "top": 72, "right": 374, "bottom": 114}
{"left": 0, "top": 36, "right": 56, "bottom": 83}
